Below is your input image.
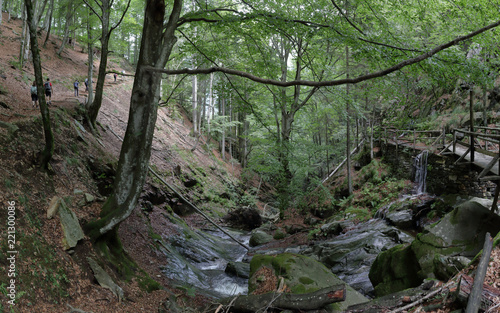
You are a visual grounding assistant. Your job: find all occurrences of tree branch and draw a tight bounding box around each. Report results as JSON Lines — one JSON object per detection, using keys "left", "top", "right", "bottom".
{"left": 82, "top": 0, "right": 103, "bottom": 23}
{"left": 331, "top": 0, "right": 365, "bottom": 35}
{"left": 147, "top": 19, "right": 500, "bottom": 87}
{"left": 110, "top": 0, "right": 132, "bottom": 33}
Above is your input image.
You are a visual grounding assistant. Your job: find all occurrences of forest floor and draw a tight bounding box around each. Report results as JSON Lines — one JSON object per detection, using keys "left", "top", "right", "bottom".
{"left": 1, "top": 12, "right": 500, "bottom": 313}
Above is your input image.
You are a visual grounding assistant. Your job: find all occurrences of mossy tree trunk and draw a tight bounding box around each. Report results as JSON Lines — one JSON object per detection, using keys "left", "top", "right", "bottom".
{"left": 85, "top": 0, "right": 182, "bottom": 242}
{"left": 25, "top": 0, "right": 54, "bottom": 170}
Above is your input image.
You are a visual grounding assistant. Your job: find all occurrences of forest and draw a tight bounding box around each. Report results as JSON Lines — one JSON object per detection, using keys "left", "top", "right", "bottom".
{"left": 1, "top": 0, "right": 500, "bottom": 312}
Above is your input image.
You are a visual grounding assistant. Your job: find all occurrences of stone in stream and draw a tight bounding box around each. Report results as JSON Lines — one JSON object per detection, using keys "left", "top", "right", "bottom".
{"left": 249, "top": 253, "right": 369, "bottom": 312}
{"left": 249, "top": 229, "right": 274, "bottom": 247}
{"left": 369, "top": 197, "right": 500, "bottom": 297}
{"left": 225, "top": 261, "right": 250, "bottom": 279}
{"left": 386, "top": 209, "right": 413, "bottom": 229}
{"left": 302, "top": 218, "right": 413, "bottom": 297}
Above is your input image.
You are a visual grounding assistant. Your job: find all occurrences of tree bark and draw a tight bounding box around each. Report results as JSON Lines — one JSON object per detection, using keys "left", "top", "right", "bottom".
{"left": 86, "top": 0, "right": 131, "bottom": 126}
{"left": 85, "top": 0, "right": 182, "bottom": 240}
{"left": 346, "top": 45, "right": 353, "bottom": 195}
{"left": 86, "top": 9, "right": 94, "bottom": 113}
{"left": 25, "top": 0, "right": 54, "bottom": 170}
{"left": 19, "top": 6, "right": 28, "bottom": 69}
{"left": 222, "top": 285, "right": 346, "bottom": 313}
{"left": 192, "top": 73, "right": 198, "bottom": 133}
{"left": 57, "top": 0, "right": 74, "bottom": 56}
{"left": 465, "top": 233, "right": 493, "bottom": 313}
{"left": 42, "top": 0, "right": 53, "bottom": 47}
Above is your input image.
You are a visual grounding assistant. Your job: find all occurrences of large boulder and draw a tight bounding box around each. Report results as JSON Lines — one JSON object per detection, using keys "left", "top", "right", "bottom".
{"left": 303, "top": 218, "right": 413, "bottom": 296}
{"left": 370, "top": 198, "right": 500, "bottom": 297}
{"left": 249, "top": 253, "right": 369, "bottom": 312}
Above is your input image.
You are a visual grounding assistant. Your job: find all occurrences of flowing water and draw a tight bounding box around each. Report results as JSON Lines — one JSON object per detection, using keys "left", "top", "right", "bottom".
{"left": 158, "top": 214, "right": 250, "bottom": 298}
{"left": 159, "top": 151, "right": 433, "bottom": 299}
{"left": 414, "top": 150, "right": 428, "bottom": 195}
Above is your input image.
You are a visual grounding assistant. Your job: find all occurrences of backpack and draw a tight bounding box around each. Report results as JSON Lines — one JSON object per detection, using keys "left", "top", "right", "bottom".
{"left": 31, "top": 86, "right": 37, "bottom": 95}
{"left": 44, "top": 82, "right": 51, "bottom": 91}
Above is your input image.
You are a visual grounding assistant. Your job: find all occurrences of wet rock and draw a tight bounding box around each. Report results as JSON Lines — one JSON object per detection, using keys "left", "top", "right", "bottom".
{"left": 320, "top": 220, "right": 353, "bottom": 236}
{"left": 249, "top": 253, "right": 369, "bottom": 312}
{"left": 303, "top": 219, "right": 413, "bottom": 297}
{"left": 249, "top": 229, "right": 273, "bottom": 247}
{"left": 370, "top": 198, "right": 500, "bottom": 297}
{"left": 225, "top": 261, "right": 250, "bottom": 279}
{"left": 386, "top": 210, "right": 413, "bottom": 229}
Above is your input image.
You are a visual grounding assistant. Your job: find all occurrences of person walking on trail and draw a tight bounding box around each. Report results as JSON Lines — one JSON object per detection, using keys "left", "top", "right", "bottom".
{"left": 30, "top": 81, "right": 38, "bottom": 108}
{"left": 44, "top": 78, "right": 53, "bottom": 105}
{"left": 84, "top": 78, "right": 88, "bottom": 92}
{"left": 113, "top": 73, "right": 117, "bottom": 82}
{"left": 74, "top": 80, "right": 79, "bottom": 97}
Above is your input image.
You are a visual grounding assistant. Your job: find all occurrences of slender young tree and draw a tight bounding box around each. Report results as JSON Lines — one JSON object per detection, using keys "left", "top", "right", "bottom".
{"left": 85, "top": 0, "right": 131, "bottom": 126}
{"left": 25, "top": 0, "right": 54, "bottom": 169}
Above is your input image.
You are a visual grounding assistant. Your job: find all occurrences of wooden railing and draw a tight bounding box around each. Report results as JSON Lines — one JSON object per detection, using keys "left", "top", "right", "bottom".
{"left": 382, "top": 127, "right": 446, "bottom": 153}
{"left": 450, "top": 128, "right": 500, "bottom": 176}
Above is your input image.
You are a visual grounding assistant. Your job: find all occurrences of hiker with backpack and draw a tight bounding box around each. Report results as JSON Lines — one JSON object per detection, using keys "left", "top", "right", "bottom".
{"left": 30, "top": 81, "right": 38, "bottom": 108}
{"left": 44, "top": 78, "right": 53, "bottom": 105}
{"left": 74, "top": 80, "right": 79, "bottom": 96}
{"left": 84, "top": 78, "right": 88, "bottom": 92}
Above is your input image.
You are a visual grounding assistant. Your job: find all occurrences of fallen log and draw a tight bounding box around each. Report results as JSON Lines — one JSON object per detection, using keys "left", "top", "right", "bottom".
{"left": 222, "top": 284, "right": 346, "bottom": 313}
{"left": 466, "top": 232, "right": 493, "bottom": 313}
{"left": 455, "top": 274, "right": 500, "bottom": 311}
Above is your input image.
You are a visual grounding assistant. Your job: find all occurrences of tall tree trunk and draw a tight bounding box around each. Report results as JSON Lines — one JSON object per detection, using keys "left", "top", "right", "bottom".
{"left": 238, "top": 110, "right": 248, "bottom": 167}
{"left": 207, "top": 72, "right": 214, "bottom": 133}
{"left": 0, "top": 0, "right": 3, "bottom": 25}
{"left": 221, "top": 97, "right": 226, "bottom": 160}
{"left": 25, "top": 0, "right": 54, "bottom": 170}
{"left": 42, "top": 0, "right": 53, "bottom": 47}
{"left": 192, "top": 74, "right": 198, "bottom": 134}
{"left": 87, "top": 0, "right": 129, "bottom": 126}
{"left": 57, "top": 3, "right": 73, "bottom": 56}
{"left": 35, "top": 0, "right": 49, "bottom": 26}
{"left": 19, "top": 6, "right": 28, "bottom": 69}
{"left": 85, "top": 0, "right": 182, "bottom": 241}
{"left": 346, "top": 45, "right": 353, "bottom": 195}
{"left": 86, "top": 10, "right": 94, "bottom": 112}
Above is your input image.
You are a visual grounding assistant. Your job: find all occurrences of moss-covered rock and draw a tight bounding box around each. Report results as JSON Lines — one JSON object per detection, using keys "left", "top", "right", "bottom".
{"left": 370, "top": 198, "right": 500, "bottom": 297}
{"left": 249, "top": 253, "right": 368, "bottom": 312}
{"left": 249, "top": 229, "right": 273, "bottom": 247}
{"left": 369, "top": 244, "right": 421, "bottom": 297}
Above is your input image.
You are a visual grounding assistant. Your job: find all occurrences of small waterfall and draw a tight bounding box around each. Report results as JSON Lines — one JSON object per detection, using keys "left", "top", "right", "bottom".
{"left": 414, "top": 150, "right": 428, "bottom": 194}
